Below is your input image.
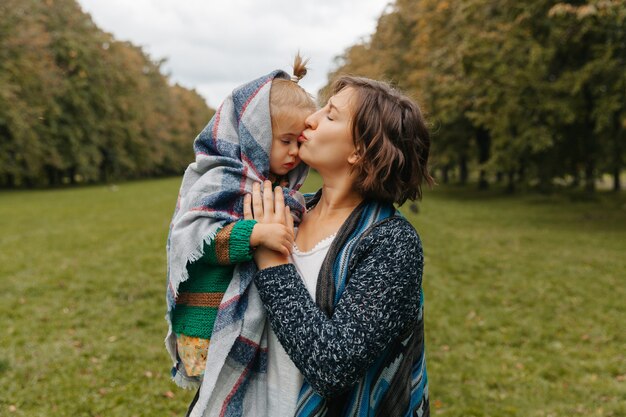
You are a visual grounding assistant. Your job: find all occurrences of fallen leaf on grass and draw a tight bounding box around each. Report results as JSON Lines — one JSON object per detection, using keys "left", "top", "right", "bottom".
{"left": 163, "top": 391, "right": 175, "bottom": 399}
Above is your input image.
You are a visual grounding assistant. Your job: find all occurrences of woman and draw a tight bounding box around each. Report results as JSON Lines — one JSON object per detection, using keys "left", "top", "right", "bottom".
{"left": 244, "top": 76, "right": 433, "bottom": 417}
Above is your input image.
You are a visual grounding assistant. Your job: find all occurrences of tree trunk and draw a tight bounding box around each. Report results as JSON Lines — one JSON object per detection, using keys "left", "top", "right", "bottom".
{"left": 478, "top": 170, "right": 489, "bottom": 190}
{"left": 537, "top": 155, "right": 552, "bottom": 193}
{"left": 476, "top": 128, "right": 491, "bottom": 190}
{"left": 69, "top": 166, "right": 77, "bottom": 185}
{"left": 441, "top": 165, "right": 450, "bottom": 184}
{"left": 100, "top": 163, "right": 109, "bottom": 183}
{"left": 582, "top": 86, "right": 595, "bottom": 193}
{"left": 584, "top": 159, "right": 595, "bottom": 193}
{"left": 506, "top": 170, "right": 515, "bottom": 193}
{"left": 571, "top": 168, "right": 581, "bottom": 188}
{"left": 611, "top": 112, "right": 623, "bottom": 192}
{"left": 47, "top": 166, "right": 61, "bottom": 186}
{"left": 518, "top": 161, "right": 526, "bottom": 184}
{"left": 5, "top": 173, "right": 15, "bottom": 188}
{"left": 459, "top": 156, "right": 468, "bottom": 185}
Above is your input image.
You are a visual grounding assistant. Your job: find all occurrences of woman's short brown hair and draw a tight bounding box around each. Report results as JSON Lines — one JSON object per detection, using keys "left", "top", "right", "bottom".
{"left": 332, "top": 76, "right": 433, "bottom": 205}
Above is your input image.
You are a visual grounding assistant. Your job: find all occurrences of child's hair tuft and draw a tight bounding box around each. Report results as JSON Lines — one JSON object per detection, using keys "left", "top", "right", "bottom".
{"left": 292, "top": 52, "right": 308, "bottom": 81}
{"left": 269, "top": 53, "right": 317, "bottom": 120}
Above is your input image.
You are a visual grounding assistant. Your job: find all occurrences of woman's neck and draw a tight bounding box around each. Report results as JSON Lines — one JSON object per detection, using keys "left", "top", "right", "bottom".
{"left": 312, "top": 176, "right": 363, "bottom": 219}
{"left": 296, "top": 172, "right": 362, "bottom": 251}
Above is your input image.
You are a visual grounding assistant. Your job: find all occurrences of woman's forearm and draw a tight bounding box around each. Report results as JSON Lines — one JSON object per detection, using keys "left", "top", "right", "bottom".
{"left": 254, "top": 219, "right": 423, "bottom": 397}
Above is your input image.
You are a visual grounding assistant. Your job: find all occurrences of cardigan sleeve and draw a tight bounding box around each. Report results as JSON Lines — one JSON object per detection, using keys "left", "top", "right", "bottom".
{"left": 254, "top": 217, "right": 423, "bottom": 398}
{"left": 197, "top": 219, "right": 257, "bottom": 265}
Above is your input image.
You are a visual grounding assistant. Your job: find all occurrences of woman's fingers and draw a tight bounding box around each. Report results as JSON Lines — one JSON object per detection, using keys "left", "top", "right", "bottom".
{"left": 274, "top": 186, "right": 285, "bottom": 221}
{"left": 252, "top": 182, "right": 263, "bottom": 221}
{"left": 262, "top": 180, "right": 274, "bottom": 221}
{"left": 243, "top": 194, "right": 253, "bottom": 220}
{"left": 251, "top": 182, "right": 291, "bottom": 225}
{"left": 285, "top": 206, "right": 294, "bottom": 236}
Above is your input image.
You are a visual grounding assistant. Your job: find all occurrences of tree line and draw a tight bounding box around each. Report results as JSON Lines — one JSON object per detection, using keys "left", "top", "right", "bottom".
{"left": 0, "top": 0, "right": 214, "bottom": 188}
{"left": 323, "top": 0, "right": 625, "bottom": 192}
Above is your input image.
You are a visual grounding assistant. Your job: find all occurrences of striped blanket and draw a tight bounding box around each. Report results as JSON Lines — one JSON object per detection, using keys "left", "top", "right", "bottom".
{"left": 165, "top": 70, "right": 309, "bottom": 415}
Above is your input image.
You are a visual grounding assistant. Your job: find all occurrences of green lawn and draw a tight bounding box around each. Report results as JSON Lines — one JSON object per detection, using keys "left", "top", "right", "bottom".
{"left": 0, "top": 176, "right": 624, "bottom": 416}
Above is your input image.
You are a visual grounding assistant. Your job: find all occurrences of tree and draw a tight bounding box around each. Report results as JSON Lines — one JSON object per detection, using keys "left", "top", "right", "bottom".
{"left": 0, "top": 0, "right": 214, "bottom": 187}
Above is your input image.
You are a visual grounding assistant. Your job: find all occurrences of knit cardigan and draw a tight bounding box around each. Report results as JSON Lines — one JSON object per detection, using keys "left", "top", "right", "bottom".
{"left": 254, "top": 197, "right": 429, "bottom": 417}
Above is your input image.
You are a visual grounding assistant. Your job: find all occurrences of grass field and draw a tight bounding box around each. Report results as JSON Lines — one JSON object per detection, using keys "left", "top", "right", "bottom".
{"left": 0, "top": 175, "right": 624, "bottom": 416}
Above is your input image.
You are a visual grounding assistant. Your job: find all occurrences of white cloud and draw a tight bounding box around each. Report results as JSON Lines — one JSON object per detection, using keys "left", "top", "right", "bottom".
{"left": 77, "top": 0, "right": 390, "bottom": 106}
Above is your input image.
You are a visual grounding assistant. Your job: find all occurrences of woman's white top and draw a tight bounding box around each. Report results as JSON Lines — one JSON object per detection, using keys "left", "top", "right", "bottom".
{"left": 266, "top": 232, "right": 336, "bottom": 416}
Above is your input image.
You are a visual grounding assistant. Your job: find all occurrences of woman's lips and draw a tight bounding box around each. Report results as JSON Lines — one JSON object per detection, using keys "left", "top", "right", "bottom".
{"left": 298, "top": 134, "right": 308, "bottom": 143}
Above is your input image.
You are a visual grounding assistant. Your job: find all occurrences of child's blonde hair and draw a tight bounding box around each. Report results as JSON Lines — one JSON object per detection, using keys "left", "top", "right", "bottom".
{"left": 270, "top": 54, "right": 317, "bottom": 121}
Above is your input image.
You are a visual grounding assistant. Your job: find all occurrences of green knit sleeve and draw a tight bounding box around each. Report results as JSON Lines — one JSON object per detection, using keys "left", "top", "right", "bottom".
{"left": 198, "top": 220, "right": 257, "bottom": 265}
{"left": 227, "top": 220, "right": 258, "bottom": 263}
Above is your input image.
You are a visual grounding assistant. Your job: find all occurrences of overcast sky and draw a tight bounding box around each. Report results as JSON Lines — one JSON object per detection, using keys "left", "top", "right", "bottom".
{"left": 77, "top": 0, "right": 391, "bottom": 107}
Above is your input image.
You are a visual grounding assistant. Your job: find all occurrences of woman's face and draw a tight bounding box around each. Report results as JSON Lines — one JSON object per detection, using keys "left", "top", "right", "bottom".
{"left": 298, "top": 87, "right": 357, "bottom": 173}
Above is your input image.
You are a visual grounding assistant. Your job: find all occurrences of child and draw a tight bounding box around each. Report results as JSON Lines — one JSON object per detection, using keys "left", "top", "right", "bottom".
{"left": 165, "top": 56, "right": 316, "bottom": 389}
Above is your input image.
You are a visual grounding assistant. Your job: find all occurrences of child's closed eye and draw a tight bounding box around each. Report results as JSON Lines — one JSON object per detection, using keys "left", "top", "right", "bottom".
{"left": 281, "top": 136, "right": 298, "bottom": 144}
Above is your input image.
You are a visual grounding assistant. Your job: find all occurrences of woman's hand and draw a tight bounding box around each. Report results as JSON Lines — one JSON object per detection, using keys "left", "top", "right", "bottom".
{"left": 244, "top": 181, "right": 295, "bottom": 270}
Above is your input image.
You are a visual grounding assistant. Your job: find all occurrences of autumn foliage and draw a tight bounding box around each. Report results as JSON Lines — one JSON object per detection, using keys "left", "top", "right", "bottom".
{"left": 0, "top": 0, "right": 214, "bottom": 187}
{"left": 324, "top": 0, "right": 625, "bottom": 192}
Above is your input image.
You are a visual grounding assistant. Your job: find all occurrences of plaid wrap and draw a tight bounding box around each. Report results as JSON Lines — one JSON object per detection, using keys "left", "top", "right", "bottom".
{"left": 165, "top": 70, "right": 309, "bottom": 416}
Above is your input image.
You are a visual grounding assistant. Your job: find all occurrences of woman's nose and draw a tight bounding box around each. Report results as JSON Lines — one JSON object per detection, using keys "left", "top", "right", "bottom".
{"left": 304, "top": 111, "right": 319, "bottom": 130}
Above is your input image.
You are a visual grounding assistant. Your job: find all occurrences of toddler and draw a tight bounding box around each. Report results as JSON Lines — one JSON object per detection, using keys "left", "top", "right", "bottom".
{"left": 165, "top": 56, "right": 316, "bottom": 387}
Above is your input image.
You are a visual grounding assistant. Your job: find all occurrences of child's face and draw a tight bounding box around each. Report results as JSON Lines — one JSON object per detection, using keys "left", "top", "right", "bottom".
{"left": 269, "top": 109, "right": 311, "bottom": 176}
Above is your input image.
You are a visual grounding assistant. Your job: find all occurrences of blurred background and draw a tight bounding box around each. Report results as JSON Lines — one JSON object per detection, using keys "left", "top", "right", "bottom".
{"left": 0, "top": 1, "right": 624, "bottom": 416}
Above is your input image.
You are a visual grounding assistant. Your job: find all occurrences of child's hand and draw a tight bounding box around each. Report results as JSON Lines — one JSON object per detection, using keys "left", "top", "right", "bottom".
{"left": 249, "top": 223, "right": 294, "bottom": 257}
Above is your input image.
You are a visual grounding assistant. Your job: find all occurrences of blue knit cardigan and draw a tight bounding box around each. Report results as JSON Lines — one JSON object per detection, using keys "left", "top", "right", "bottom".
{"left": 254, "top": 192, "right": 429, "bottom": 417}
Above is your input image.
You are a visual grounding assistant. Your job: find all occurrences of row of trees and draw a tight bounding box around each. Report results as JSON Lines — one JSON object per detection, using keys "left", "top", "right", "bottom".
{"left": 324, "top": 0, "right": 625, "bottom": 192}
{"left": 0, "top": 0, "right": 213, "bottom": 187}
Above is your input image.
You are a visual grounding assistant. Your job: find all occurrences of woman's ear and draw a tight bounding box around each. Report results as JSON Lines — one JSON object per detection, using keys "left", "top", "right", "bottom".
{"left": 347, "top": 148, "right": 361, "bottom": 165}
